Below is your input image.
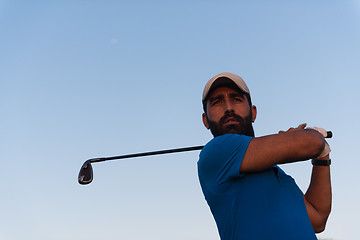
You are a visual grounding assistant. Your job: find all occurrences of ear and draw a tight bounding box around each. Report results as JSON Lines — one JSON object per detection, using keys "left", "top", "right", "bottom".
{"left": 202, "top": 113, "right": 210, "bottom": 129}
{"left": 251, "top": 105, "right": 257, "bottom": 123}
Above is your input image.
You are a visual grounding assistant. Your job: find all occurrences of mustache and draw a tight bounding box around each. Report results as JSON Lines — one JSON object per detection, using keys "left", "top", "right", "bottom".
{"left": 219, "top": 112, "right": 244, "bottom": 125}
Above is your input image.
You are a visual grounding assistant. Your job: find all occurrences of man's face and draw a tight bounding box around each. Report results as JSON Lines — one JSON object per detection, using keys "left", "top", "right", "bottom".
{"left": 202, "top": 86, "right": 257, "bottom": 137}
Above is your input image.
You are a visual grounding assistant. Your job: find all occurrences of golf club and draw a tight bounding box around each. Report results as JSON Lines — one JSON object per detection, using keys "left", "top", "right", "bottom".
{"left": 78, "top": 145, "right": 204, "bottom": 185}
{"left": 78, "top": 131, "right": 333, "bottom": 185}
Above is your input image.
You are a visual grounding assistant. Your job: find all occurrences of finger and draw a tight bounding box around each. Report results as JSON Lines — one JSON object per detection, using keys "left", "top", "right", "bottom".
{"left": 297, "top": 123, "right": 307, "bottom": 129}
{"left": 278, "top": 130, "right": 285, "bottom": 134}
{"left": 307, "top": 126, "right": 328, "bottom": 138}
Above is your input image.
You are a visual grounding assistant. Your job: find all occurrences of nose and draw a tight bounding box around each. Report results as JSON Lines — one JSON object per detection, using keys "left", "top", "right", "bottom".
{"left": 224, "top": 99, "right": 235, "bottom": 113}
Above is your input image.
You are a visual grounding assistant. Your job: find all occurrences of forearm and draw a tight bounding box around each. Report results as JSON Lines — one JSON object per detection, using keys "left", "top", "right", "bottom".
{"left": 241, "top": 129, "right": 325, "bottom": 172}
{"left": 304, "top": 156, "right": 332, "bottom": 232}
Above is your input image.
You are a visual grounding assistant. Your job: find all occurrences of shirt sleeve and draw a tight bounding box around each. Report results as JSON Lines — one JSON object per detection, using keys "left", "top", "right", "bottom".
{"left": 198, "top": 134, "right": 253, "bottom": 187}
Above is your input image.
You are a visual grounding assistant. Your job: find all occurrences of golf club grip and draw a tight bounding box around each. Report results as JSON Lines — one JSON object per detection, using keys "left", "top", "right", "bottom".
{"left": 326, "top": 131, "right": 332, "bottom": 138}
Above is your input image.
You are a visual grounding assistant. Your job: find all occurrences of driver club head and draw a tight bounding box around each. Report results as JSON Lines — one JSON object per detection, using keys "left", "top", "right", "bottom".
{"left": 78, "top": 160, "right": 93, "bottom": 185}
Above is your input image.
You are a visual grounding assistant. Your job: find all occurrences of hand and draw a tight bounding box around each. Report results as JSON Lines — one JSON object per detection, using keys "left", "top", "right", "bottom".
{"left": 278, "top": 123, "right": 307, "bottom": 134}
{"left": 307, "top": 126, "right": 331, "bottom": 159}
{"left": 307, "top": 126, "right": 328, "bottom": 138}
{"left": 278, "top": 124, "right": 331, "bottom": 159}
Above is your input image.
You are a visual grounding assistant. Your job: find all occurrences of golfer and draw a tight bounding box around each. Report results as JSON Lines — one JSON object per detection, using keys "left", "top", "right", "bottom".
{"left": 198, "top": 72, "right": 332, "bottom": 239}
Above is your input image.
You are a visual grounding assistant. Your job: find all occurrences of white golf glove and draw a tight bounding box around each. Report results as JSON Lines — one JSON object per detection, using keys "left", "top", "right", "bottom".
{"left": 307, "top": 126, "right": 331, "bottom": 158}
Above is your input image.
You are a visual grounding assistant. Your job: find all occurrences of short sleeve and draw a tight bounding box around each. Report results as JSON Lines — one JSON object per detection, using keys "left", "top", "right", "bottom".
{"left": 198, "top": 134, "right": 253, "bottom": 187}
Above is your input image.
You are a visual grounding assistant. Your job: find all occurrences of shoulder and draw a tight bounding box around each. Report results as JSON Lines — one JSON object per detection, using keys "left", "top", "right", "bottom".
{"left": 202, "top": 134, "right": 253, "bottom": 153}
{"left": 198, "top": 134, "right": 254, "bottom": 184}
{"left": 198, "top": 134, "right": 253, "bottom": 167}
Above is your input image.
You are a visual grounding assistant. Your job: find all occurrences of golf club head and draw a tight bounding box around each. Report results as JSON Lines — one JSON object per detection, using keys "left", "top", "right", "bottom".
{"left": 78, "top": 160, "right": 93, "bottom": 185}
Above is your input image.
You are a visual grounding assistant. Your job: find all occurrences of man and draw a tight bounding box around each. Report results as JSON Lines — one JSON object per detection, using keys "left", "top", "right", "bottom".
{"left": 197, "top": 72, "right": 332, "bottom": 239}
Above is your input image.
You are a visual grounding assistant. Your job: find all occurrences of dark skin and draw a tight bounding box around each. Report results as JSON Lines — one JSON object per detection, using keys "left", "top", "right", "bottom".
{"left": 202, "top": 86, "right": 332, "bottom": 233}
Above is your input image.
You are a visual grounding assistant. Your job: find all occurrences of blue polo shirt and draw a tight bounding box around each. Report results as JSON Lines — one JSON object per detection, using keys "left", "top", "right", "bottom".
{"left": 197, "top": 134, "right": 317, "bottom": 240}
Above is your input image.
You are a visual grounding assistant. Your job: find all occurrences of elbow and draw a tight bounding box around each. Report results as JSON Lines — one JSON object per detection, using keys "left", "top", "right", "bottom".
{"left": 314, "top": 227, "right": 325, "bottom": 234}
{"left": 313, "top": 223, "right": 325, "bottom": 233}
{"left": 312, "top": 211, "right": 331, "bottom": 233}
{"left": 313, "top": 220, "right": 327, "bottom": 233}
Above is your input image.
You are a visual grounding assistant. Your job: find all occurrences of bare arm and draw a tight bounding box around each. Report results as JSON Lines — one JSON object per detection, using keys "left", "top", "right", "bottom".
{"left": 303, "top": 154, "right": 332, "bottom": 233}
{"left": 240, "top": 128, "right": 325, "bottom": 173}
{"left": 240, "top": 125, "right": 332, "bottom": 232}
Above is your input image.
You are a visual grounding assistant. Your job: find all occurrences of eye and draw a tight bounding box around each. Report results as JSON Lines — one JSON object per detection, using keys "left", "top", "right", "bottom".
{"left": 234, "top": 97, "right": 243, "bottom": 102}
{"left": 212, "top": 99, "right": 221, "bottom": 105}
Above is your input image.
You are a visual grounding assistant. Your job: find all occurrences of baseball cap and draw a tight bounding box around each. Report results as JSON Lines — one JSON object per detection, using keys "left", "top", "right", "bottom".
{"left": 202, "top": 72, "right": 250, "bottom": 101}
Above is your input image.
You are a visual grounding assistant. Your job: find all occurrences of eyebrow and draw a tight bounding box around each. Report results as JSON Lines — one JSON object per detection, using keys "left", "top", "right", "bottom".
{"left": 208, "top": 92, "right": 245, "bottom": 104}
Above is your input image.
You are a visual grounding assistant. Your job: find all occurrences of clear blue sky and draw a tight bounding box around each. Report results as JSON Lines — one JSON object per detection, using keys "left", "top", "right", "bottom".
{"left": 1, "top": 1, "right": 359, "bottom": 239}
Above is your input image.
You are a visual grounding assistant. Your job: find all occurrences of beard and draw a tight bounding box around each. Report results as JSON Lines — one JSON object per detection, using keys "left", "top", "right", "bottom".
{"left": 206, "top": 112, "right": 255, "bottom": 137}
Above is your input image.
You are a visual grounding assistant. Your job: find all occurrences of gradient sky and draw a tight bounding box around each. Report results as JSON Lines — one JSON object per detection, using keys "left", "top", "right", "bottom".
{"left": 1, "top": 1, "right": 359, "bottom": 239}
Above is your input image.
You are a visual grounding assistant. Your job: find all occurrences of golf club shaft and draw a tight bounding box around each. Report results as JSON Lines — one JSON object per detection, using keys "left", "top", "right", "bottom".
{"left": 89, "top": 145, "right": 204, "bottom": 164}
